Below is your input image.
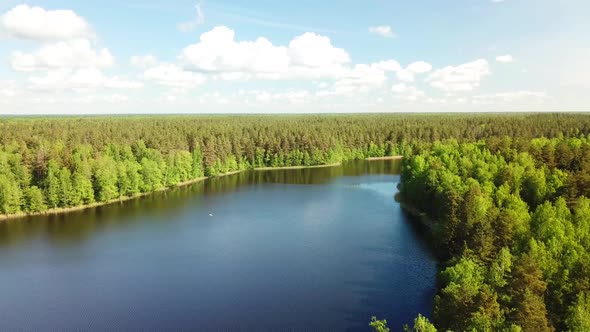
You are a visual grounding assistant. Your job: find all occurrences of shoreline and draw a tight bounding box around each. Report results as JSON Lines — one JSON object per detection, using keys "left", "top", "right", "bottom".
{"left": 253, "top": 163, "right": 341, "bottom": 171}
{"left": 395, "top": 194, "right": 436, "bottom": 232}
{"left": 364, "top": 155, "right": 403, "bottom": 161}
{"left": 0, "top": 162, "right": 340, "bottom": 221}
{"left": 1, "top": 158, "right": 398, "bottom": 221}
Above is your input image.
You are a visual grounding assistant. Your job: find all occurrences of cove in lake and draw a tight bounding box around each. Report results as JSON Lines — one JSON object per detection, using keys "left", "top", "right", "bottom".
{"left": 0, "top": 160, "right": 437, "bottom": 332}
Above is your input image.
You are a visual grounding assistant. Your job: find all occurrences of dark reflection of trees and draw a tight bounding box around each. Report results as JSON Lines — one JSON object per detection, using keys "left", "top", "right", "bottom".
{"left": 0, "top": 159, "right": 401, "bottom": 248}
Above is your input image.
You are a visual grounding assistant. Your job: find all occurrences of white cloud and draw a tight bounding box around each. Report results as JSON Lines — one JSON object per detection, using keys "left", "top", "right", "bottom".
{"left": 130, "top": 54, "right": 158, "bottom": 68}
{"left": 181, "top": 26, "right": 290, "bottom": 73}
{"left": 11, "top": 39, "right": 114, "bottom": 72}
{"left": 472, "top": 91, "right": 547, "bottom": 105}
{"left": 396, "top": 69, "right": 415, "bottom": 82}
{"left": 314, "top": 60, "right": 404, "bottom": 97}
{"left": 331, "top": 63, "right": 388, "bottom": 95}
{"left": 0, "top": 4, "right": 93, "bottom": 41}
{"left": 426, "top": 59, "right": 490, "bottom": 92}
{"left": 254, "top": 90, "right": 311, "bottom": 103}
{"left": 177, "top": 2, "right": 205, "bottom": 32}
{"left": 369, "top": 25, "right": 395, "bottom": 38}
{"left": 496, "top": 54, "right": 515, "bottom": 63}
{"left": 288, "top": 32, "right": 350, "bottom": 68}
{"left": 143, "top": 64, "right": 206, "bottom": 88}
{"left": 215, "top": 72, "right": 252, "bottom": 81}
{"left": 396, "top": 61, "right": 432, "bottom": 82}
{"left": 407, "top": 61, "right": 432, "bottom": 74}
{"left": 180, "top": 26, "right": 351, "bottom": 81}
{"left": 391, "top": 83, "right": 408, "bottom": 93}
{"left": 28, "top": 67, "right": 142, "bottom": 91}
{"left": 391, "top": 83, "right": 426, "bottom": 101}
{"left": 374, "top": 60, "right": 402, "bottom": 72}
{"left": 104, "top": 94, "right": 130, "bottom": 103}
{"left": 0, "top": 80, "right": 18, "bottom": 96}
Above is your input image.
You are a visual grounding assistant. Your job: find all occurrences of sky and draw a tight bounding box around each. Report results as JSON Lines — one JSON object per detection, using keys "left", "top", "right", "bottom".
{"left": 0, "top": 0, "right": 589, "bottom": 114}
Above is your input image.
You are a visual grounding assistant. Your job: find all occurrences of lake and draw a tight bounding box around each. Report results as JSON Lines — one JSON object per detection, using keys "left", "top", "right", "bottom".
{"left": 0, "top": 160, "right": 437, "bottom": 331}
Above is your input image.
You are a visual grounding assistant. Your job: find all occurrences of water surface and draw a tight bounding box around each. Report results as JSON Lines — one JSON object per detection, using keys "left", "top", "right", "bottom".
{"left": 0, "top": 160, "right": 437, "bottom": 331}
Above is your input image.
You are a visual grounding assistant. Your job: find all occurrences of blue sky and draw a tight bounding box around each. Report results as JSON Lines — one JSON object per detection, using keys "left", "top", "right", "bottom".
{"left": 0, "top": 0, "right": 588, "bottom": 114}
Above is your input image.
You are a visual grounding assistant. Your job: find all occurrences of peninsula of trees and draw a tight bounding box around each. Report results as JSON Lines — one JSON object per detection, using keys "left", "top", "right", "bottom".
{"left": 398, "top": 136, "right": 590, "bottom": 331}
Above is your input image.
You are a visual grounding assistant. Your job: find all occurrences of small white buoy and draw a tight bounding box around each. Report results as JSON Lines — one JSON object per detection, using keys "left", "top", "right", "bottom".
{"left": 209, "top": 213, "right": 213, "bottom": 217}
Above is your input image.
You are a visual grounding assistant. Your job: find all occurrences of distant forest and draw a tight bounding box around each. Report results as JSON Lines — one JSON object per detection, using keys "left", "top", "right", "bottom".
{"left": 2, "top": 114, "right": 590, "bottom": 331}
{"left": 1, "top": 113, "right": 589, "bottom": 217}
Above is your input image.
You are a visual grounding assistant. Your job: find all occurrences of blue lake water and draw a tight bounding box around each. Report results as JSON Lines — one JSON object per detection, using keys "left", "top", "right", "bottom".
{"left": 0, "top": 160, "right": 437, "bottom": 331}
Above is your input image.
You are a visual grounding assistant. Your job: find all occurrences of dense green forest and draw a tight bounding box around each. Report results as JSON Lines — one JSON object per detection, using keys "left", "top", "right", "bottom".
{"left": 2, "top": 114, "right": 590, "bottom": 331}
{"left": 398, "top": 136, "right": 590, "bottom": 331}
{"left": 2, "top": 113, "right": 590, "bottom": 217}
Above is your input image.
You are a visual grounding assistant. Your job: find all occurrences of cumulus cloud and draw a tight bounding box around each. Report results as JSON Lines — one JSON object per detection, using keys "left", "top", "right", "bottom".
{"left": 313, "top": 59, "right": 405, "bottom": 97}
{"left": 130, "top": 54, "right": 158, "bottom": 68}
{"left": 180, "top": 26, "right": 352, "bottom": 81}
{"left": 0, "top": 4, "right": 93, "bottom": 41}
{"left": 396, "top": 61, "right": 433, "bottom": 82}
{"left": 143, "top": 64, "right": 206, "bottom": 88}
{"left": 374, "top": 60, "right": 402, "bottom": 72}
{"left": 288, "top": 32, "right": 350, "bottom": 68}
{"left": 391, "top": 83, "right": 408, "bottom": 93}
{"left": 176, "top": 27, "right": 431, "bottom": 96}
{"left": 254, "top": 90, "right": 311, "bottom": 103}
{"left": 28, "top": 67, "right": 142, "bottom": 91}
{"left": 331, "top": 63, "right": 388, "bottom": 95}
{"left": 104, "top": 94, "right": 130, "bottom": 103}
{"left": 472, "top": 91, "right": 547, "bottom": 104}
{"left": 0, "top": 81, "right": 19, "bottom": 98}
{"left": 369, "top": 25, "right": 395, "bottom": 38}
{"left": 407, "top": 61, "right": 433, "bottom": 73}
{"left": 426, "top": 59, "right": 490, "bottom": 92}
{"left": 496, "top": 54, "right": 515, "bottom": 63}
{"left": 11, "top": 39, "right": 114, "bottom": 72}
{"left": 391, "top": 83, "right": 426, "bottom": 101}
{"left": 180, "top": 26, "right": 289, "bottom": 73}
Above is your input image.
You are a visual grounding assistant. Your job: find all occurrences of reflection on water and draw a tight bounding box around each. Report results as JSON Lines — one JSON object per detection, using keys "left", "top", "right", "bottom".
{"left": 0, "top": 159, "right": 436, "bottom": 332}
{"left": 0, "top": 160, "right": 402, "bottom": 247}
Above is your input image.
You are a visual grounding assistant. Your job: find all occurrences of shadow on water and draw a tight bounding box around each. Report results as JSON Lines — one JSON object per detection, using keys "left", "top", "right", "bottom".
{"left": 335, "top": 185, "right": 438, "bottom": 331}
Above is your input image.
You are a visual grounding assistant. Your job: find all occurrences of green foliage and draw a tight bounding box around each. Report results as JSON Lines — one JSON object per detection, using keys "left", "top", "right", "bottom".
{"left": 94, "top": 156, "right": 119, "bottom": 202}
{"left": 567, "top": 292, "right": 590, "bottom": 332}
{"left": 400, "top": 137, "right": 590, "bottom": 331}
{"left": 404, "top": 314, "right": 437, "bottom": 332}
{"left": 369, "top": 316, "right": 390, "bottom": 332}
{"left": 44, "top": 160, "right": 61, "bottom": 208}
{"left": 140, "top": 157, "right": 164, "bottom": 192}
{"left": 191, "top": 149, "right": 205, "bottom": 178}
{"left": 0, "top": 174, "right": 23, "bottom": 214}
{"left": 24, "top": 186, "right": 46, "bottom": 213}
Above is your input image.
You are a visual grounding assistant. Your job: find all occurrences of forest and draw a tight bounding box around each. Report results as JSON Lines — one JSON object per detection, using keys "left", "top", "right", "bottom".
{"left": 2, "top": 113, "right": 590, "bottom": 331}
{"left": 1, "top": 113, "right": 589, "bottom": 217}
{"left": 398, "top": 136, "right": 590, "bottom": 331}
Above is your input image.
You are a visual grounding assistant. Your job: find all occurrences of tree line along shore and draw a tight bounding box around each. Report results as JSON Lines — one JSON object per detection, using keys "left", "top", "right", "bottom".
{"left": 0, "top": 163, "right": 344, "bottom": 221}
{"left": 2, "top": 113, "right": 588, "bottom": 220}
